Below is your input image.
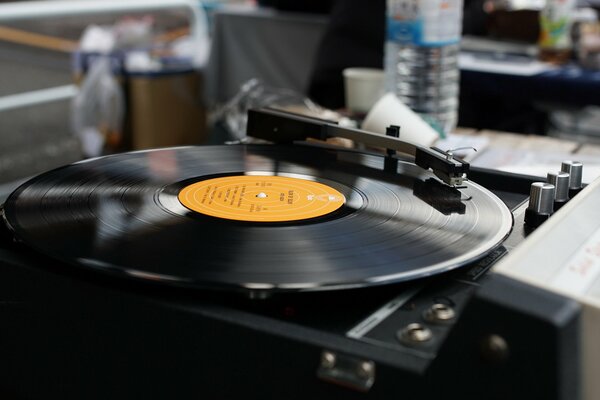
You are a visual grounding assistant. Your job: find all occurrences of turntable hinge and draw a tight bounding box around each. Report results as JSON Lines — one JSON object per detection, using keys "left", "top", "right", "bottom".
{"left": 317, "top": 350, "right": 375, "bottom": 392}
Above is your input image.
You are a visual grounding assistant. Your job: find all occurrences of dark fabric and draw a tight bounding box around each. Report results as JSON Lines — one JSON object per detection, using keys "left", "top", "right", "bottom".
{"left": 257, "top": 0, "right": 333, "bottom": 14}
{"left": 463, "top": 0, "right": 490, "bottom": 36}
{"left": 264, "top": 0, "right": 492, "bottom": 111}
{"left": 307, "top": 0, "right": 386, "bottom": 109}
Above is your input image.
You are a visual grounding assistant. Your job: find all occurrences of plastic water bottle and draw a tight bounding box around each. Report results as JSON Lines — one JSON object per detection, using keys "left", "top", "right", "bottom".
{"left": 538, "top": 0, "right": 576, "bottom": 64}
{"left": 384, "top": 0, "right": 464, "bottom": 135}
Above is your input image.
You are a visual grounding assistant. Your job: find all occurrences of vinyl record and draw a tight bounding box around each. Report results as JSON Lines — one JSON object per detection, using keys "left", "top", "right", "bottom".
{"left": 2, "top": 145, "right": 512, "bottom": 294}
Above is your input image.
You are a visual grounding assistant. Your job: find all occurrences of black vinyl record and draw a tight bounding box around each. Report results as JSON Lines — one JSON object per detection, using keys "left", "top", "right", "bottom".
{"left": 2, "top": 145, "right": 512, "bottom": 294}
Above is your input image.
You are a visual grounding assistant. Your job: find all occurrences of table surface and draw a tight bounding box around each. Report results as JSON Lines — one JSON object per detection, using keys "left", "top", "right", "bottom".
{"left": 438, "top": 129, "right": 600, "bottom": 184}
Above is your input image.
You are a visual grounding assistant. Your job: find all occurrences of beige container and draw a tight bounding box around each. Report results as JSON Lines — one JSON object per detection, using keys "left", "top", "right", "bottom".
{"left": 342, "top": 68, "right": 384, "bottom": 114}
{"left": 129, "top": 70, "right": 206, "bottom": 150}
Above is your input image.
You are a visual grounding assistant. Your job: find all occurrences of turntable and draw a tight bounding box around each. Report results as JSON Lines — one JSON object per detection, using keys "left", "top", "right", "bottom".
{"left": 0, "top": 109, "right": 588, "bottom": 399}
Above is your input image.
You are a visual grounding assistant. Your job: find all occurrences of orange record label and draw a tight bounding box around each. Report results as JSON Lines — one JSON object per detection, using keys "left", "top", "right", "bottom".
{"left": 178, "top": 175, "right": 346, "bottom": 222}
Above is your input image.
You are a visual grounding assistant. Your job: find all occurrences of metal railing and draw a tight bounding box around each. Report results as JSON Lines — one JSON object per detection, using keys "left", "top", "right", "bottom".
{"left": 0, "top": 0, "right": 207, "bottom": 44}
{"left": 0, "top": 0, "right": 208, "bottom": 110}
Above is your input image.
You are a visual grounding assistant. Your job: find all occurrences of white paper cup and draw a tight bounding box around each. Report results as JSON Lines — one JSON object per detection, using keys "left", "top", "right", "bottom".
{"left": 343, "top": 68, "right": 384, "bottom": 114}
{"left": 361, "top": 93, "right": 440, "bottom": 147}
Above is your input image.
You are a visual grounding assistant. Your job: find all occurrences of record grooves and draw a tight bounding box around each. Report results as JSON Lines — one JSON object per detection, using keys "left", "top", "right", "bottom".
{"left": 2, "top": 145, "right": 513, "bottom": 294}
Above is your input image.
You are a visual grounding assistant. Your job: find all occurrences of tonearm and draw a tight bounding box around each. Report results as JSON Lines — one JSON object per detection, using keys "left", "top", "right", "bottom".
{"left": 246, "top": 108, "right": 469, "bottom": 186}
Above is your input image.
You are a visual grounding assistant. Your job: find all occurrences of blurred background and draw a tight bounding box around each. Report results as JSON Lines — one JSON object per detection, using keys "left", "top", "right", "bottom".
{"left": 1, "top": 0, "right": 600, "bottom": 187}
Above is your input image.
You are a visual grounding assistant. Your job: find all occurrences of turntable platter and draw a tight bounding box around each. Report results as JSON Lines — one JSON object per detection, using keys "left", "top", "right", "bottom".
{"left": 2, "top": 145, "right": 512, "bottom": 294}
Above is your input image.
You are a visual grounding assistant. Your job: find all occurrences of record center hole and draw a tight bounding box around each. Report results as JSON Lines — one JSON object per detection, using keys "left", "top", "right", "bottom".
{"left": 256, "top": 192, "right": 268, "bottom": 199}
